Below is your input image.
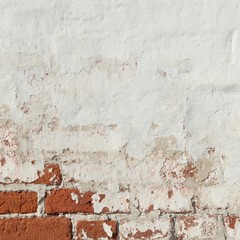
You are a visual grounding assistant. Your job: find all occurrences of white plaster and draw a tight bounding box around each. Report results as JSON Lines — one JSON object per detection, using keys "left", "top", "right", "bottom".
{"left": 80, "top": 229, "right": 87, "bottom": 239}
{"left": 102, "top": 223, "right": 113, "bottom": 238}
{"left": 91, "top": 193, "right": 102, "bottom": 214}
{"left": 0, "top": 0, "right": 226, "bottom": 178}
{"left": 70, "top": 192, "right": 79, "bottom": 204}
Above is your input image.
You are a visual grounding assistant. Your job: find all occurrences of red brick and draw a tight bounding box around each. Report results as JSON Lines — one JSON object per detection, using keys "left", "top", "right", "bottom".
{"left": 0, "top": 217, "right": 71, "bottom": 240}
{"left": 32, "top": 164, "right": 62, "bottom": 185}
{"left": 0, "top": 191, "right": 37, "bottom": 214}
{"left": 45, "top": 188, "right": 130, "bottom": 214}
{"left": 45, "top": 189, "right": 94, "bottom": 214}
{"left": 77, "top": 220, "right": 117, "bottom": 239}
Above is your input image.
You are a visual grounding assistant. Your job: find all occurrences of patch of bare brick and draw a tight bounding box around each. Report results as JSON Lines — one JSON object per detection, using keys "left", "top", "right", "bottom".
{"left": 0, "top": 218, "right": 71, "bottom": 240}
{"left": 45, "top": 189, "right": 94, "bottom": 214}
{"left": 32, "top": 163, "right": 62, "bottom": 185}
{"left": 0, "top": 191, "right": 37, "bottom": 214}
{"left": 77, "top": 220, "right": 117, "bottom": 239}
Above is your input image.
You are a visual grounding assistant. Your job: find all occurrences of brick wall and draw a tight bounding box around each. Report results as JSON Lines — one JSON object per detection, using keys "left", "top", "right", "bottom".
{"left": 1, "top": 171, "right": 239, "bottom": 239}
{"left": 1, "top": 0, "right": 240, "bottom": 239}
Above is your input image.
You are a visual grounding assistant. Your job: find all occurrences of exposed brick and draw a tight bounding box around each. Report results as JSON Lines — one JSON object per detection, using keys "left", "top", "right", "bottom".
{"left": 0, "top": 191, "right": 37, "bottom": 214}
{"left": 0, "top": 217, "right": 71, "bottom": 240}
{"left": 32, "top": 163, "right": 62, "bottom": 185}
{"left": 176, "top": 215, "right": 218, "bottom": 239}
{"left": 77, "top": 220, "right": 117, "bottom": 239}
{"left": 46, "top": 189, "right": 94, "bottom": 214}
{"left": 45, "top": 188, "right": 130, "bottom": 214}
{"left": 224, "top": 216, "right": 240, "bottom": 239}
{"left": 119, "top": 217, "right": 171, "bottom": 239}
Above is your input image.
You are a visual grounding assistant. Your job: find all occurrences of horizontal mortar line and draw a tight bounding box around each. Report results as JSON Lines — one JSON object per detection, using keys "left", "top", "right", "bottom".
{"left": 0, "top": 212, "right": 231, "bottom": 219}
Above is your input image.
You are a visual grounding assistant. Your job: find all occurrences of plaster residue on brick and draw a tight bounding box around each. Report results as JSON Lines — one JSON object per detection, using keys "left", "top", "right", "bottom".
{"left": 119, "top": 216, "right": 171, "bottom": 239}
{"left": 77, "top": 220, "right": 117, "bottom": 239}
{"left": 176, "top": 215, "right": 218, "bottom": 239}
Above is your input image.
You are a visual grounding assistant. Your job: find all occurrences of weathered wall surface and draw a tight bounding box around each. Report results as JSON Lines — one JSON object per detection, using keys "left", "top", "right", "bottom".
{"left": 0, "top": 0, "right": 240, "bottom": 239}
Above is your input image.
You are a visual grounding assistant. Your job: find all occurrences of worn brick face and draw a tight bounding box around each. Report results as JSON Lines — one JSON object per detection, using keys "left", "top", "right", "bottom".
{"left": 119, "top": 217, "right": 171, "bottom": 239}
{"left": 176, "top": 215, "right": 218, "bottom": 239}
{"left": 45, "top": 189, "right": 94, "bottom": 214}
{"left": 45, "top": 188, "right": 130, "bottom": 214}
{"left": 133, "top": 184, "right": 194, "bottom": 213}
{"left": 0, "top": 191, "right": 37, "bottom": 214}
{"left": 32, "top": 163, "right": 62, "bottom": 185}
{"left": 0, "top": 217, "right": 72, "bottom": 240}
{"left": 77, "top": 220, "right": 117, "bottom": 240}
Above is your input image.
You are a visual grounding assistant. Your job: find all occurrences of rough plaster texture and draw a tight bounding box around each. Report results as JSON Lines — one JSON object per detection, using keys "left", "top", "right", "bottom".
{"left": 0, "top": 0, "right": 240, "bottom": 239}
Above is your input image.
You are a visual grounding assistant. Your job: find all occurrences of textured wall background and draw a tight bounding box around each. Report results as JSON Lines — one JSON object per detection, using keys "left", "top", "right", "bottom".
{"left": 0, "top": 0, "right": 240, "bottom": 239}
